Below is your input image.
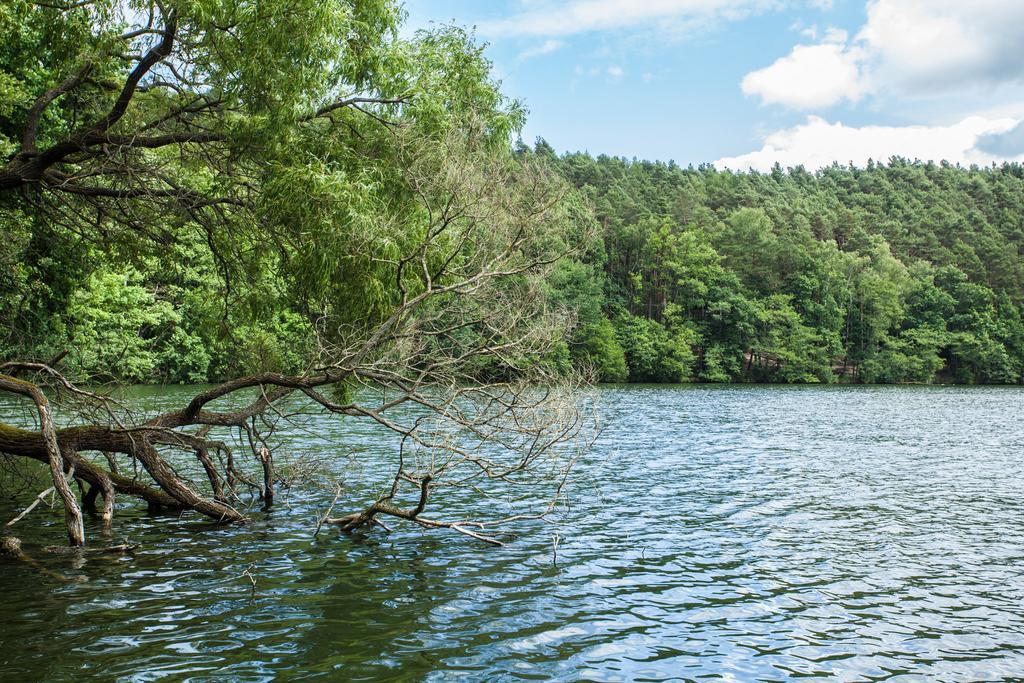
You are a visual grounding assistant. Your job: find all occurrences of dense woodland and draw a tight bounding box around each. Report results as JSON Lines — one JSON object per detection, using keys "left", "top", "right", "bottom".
{"left": 540, "top": 147, "right": 1024, "bottom": 385}
{"left": 6, "top": 146, "right": 1023, "bottom": 386}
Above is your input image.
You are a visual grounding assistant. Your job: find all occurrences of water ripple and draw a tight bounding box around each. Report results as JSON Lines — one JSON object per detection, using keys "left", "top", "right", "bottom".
{"left": 1, "top": 385, "right": 1023, "bottom": 680}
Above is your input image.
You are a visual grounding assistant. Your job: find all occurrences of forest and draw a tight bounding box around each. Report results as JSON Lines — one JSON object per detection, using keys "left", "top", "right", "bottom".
{"left": 6, "top": 141, "right": 1023, "bottom": 386}
{"left": 542, "top": 147, "right": 1024, "bottom": 385}
{"left": 3, "top": 0, "right": 1021, "bottom": 390}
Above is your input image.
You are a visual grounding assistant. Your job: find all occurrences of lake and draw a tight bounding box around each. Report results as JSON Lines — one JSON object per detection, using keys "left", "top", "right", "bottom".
{"left": 1, "top": 384, "right": 1023, "bottom": 681}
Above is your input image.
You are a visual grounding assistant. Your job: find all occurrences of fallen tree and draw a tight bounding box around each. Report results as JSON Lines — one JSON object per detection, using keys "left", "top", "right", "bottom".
{"left": 1, "top": 131, "right": 597, "bottom": 547}
{"left": 1, "top": 361, "right": 591, "bottom": 547}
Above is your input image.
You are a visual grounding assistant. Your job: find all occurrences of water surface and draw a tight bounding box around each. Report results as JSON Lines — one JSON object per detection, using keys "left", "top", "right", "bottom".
{"left": 1, "top": 385, "right": 1023, "bottom": 681}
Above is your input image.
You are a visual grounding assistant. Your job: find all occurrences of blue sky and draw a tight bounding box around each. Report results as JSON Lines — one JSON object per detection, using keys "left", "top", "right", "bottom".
{"left": 404, "top": 1, "right": 1024, "bottom": 170}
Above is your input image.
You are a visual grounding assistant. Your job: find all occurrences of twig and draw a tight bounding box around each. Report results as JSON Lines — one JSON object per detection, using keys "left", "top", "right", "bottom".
{"left": 313, "top": 483, "right": 342, "bottom": 538}
{"left": 242, "top": 563, "right": 257, "bottom": 599}
{"left": 4, "top": 486, "right": 56, "bottom": 528}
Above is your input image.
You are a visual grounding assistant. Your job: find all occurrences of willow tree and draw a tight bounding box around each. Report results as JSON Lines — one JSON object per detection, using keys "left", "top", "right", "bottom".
{"left": 0, "top": 0, "right": 595, "bottom": 546}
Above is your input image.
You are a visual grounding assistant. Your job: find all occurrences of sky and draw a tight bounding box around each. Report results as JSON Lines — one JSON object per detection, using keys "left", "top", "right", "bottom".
{"left": 403, "top": 0, "right": 1024, "bottom": 170}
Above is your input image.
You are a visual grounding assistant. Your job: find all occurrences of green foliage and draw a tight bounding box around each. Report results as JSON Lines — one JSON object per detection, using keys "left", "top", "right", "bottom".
{"left": 615, "top": 314, "right": 694, "bottom": 383}
{"left": 2, "top": 0, "right": 1021, "bottom": 387}
{"left": 65, "top": 269, "right": 178, "bottom": 383}
{"left": 216, "top": 311, "right": 315, "bottom": 378}
{"left": 1, "top": 0, "right": 563, "bottom": 385}
{"left": 160, "top": 327, "right": 212, "bottom": 384}
{"left": 576, "top": 318, "right": 628, "bottom": 383}
{"left": 547, "top": 151, "right": 1024, "bottom": 385}
{"left": 751, "top": 295, "right": 833, "bottom": 383}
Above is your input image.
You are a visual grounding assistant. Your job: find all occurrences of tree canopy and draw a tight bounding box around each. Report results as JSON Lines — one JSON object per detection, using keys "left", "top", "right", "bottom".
{"left": 537, "top": 148, "right": 1024, "bottom": 385}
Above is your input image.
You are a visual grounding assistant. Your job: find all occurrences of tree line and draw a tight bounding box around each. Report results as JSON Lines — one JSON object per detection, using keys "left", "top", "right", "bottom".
{"left": 8, "top": 146, "right": 1022, "bottom": 386}
{"left": 537, "top": 144, "right": 1024, "bottom": 384}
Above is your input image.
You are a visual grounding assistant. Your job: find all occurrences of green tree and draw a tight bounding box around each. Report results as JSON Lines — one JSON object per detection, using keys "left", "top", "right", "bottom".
{"left": 0, "top": 0, "right": 594, "bottom": 548}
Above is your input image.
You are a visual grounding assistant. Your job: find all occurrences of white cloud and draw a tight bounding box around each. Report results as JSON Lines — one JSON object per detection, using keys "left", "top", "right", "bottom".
{"left": 821, "top": 26, "right": 846, "bottom": 44}
{"left": 858, "top": 0, "right": 1024, "bottom": 93}
{"left": 743, "top": 1, "right": 1024, "bottom": 110}
{"left": 715, "top": 115, "right": 1024, "bottom": 171}
{"left": 516, "top": 39, "right": 565, "bottom": 61}
{"left": 571, "top": 63, "right": 628, "bottom": 83}
{"left": 798, "top": 24, "right": 817, "bottom": 40}
{"left": 480, "top": 0, "right": 788, "bottom": 38}
{"left": 741, "top": 41, "right": 867, "bottom": 108}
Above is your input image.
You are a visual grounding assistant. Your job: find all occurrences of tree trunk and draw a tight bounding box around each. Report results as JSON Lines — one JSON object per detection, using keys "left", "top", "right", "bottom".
{"left": 0, "top": 375, "right": 84, "bottom": 546}
{"left": 0, "top": 420, "right": 244, "bottom": 529}
{"left": 259, "top": 447, "right": 274, "bottom": 509}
